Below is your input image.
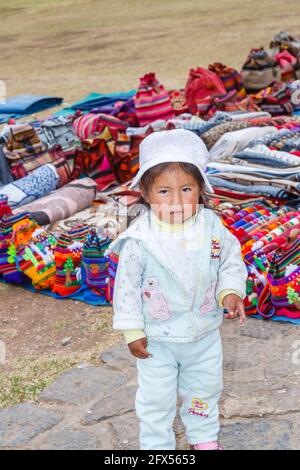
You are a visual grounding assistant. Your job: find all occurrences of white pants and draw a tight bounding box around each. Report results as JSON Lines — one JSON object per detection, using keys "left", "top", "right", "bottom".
{"left": 136, "top": 329, "right": 223, "bottom": 450}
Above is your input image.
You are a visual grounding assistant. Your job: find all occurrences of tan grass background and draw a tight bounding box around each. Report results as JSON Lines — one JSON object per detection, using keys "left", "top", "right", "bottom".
{"left": 1, "top": 0, "right": 300, "bottom": 105}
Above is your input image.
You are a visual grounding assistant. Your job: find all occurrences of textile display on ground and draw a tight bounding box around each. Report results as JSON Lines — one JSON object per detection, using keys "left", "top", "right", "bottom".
{"left": 0, "top": 31, "right": 300, "bottom": 322}
{"left": 0, "top": 95, "right": 63, "bottom": 123}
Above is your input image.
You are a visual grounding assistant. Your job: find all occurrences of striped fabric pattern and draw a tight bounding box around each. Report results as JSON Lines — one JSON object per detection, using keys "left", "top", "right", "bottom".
{"left": 208, "top": 62, "right": 245, "bottom": 96}
{"left": 73, "top": 113, "right": 128, "bottom": 141}
{"left": 81, "top": 229, "right": 111, "bottom": 295}
{"left": 106, "top": 251, "right": 119, "bottom": 304}
{"left": 134, "top": 73, "right": 175, "bottom": 126}
{"left": 72, "top": 128, "right": 118, "bottom": 191}
{"left": 113, "top": 133, "right": 140, "bottom": 183}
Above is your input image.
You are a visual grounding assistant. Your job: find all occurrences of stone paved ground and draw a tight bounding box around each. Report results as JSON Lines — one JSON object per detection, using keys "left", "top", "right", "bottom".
{"left": 0, "top": 317, "right": 299, "bottom": 450}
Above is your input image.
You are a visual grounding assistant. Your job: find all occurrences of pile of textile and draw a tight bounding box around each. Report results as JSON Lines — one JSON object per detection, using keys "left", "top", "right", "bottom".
{"left": 0, "top": 197, "right": 112, "bottom": 305}
{"left": 209, "top": 199, "right": 300, "bottom": 324}
{"left": 0, "top": 31, "right": 299, "bottom": 321}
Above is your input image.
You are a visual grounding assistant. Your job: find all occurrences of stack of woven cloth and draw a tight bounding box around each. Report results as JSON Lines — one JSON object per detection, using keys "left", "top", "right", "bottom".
{"left": 215, "top": 199, "right": 300, "bottom": 323}
{"left": 0, "top": 204, "right": 113, "bottom": 303}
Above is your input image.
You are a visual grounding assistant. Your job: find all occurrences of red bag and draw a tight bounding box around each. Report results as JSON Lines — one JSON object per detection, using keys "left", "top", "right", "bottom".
{"left": 184, "top": 68, "right": 227, "bottom": 116}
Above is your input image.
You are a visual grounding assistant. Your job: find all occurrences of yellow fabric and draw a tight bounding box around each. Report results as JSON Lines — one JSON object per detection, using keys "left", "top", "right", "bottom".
{"left": 218, "top": 289, "right": 244, "bottom": 307}
{"left": 150, "top": 209, "right": 198, "bottom": 232}
{"left": 123, "top": 329, "right": 146, "bottom": 344}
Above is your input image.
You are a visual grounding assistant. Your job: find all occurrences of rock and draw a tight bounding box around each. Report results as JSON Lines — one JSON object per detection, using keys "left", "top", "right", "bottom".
{"left": 61, "top": 337, "right": 72, "bottom": 346}
{"left": 0, "top": 404, "right": 62, "bottom": 448}
{"left": 110, "top": 413, "right": 139, "bottom": 450}
{"left": 220, "top": 415, "right": 299, "bottom": 450}
{"left": 221, "top": 380, "right": 300, "bottom": 418}
{"left": 239, "top": 321, "right": 282, "bottom": 340}
{"left": 83, "top": 384, "right": 136, "bottom": 424}
{"left": 37, "top": 429, "right": 99, "bottom": 450}
{"left": 264, "top": 361, "right": 293, "bottom": 379}
{"left": 39, "top": 366, "right": 127, "bottom": 405}
{"left": 100, "top": 343, "right": 137, "bottom": 371}
{"left": 77, "top": 363, "right": 89, "bottom": 369}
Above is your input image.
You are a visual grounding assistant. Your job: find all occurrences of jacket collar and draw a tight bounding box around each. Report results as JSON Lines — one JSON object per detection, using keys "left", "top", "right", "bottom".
{"left": 107, "top": 207, "right": 208, "bottom": 297}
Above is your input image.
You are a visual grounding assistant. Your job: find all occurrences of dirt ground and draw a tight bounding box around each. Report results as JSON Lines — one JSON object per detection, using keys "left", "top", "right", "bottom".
{"left": 0, "top": 282, "right": 120, "bottom": 407}
{"left": 1, "top": 0, "right": 300, "bottom": 408}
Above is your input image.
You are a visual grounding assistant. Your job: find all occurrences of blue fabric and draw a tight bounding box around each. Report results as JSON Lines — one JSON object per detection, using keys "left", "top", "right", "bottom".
{"left": 252, "top": 314, "right": 300, "bottom": 325}
{"left": 0, "top": 278, "right": 110, "bottom": 306}
{"left": 0, "top": 164, "right": 59, "bottom": 209}
{"left": 234, "top": 150, "right": 297, "bottom": 169}
{"left": 0, "top": 95, "right": 63, "bottom": 123}
{"left": 55, "top": 90, "right": 136, "bottom": 116}
{"left": 207, "top": 176, "right": 291, "bottom": 199}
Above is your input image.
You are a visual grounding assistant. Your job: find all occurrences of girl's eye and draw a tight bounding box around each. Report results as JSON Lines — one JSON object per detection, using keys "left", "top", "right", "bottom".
{"left": 158, "top": 189, "right": 168, "bottom": 194}
{"left": 182, "top": 187, "right": 192, "bottom": 192}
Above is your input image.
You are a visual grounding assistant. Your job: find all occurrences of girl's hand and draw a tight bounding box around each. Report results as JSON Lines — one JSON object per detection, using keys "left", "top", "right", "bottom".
{"left": 128, "top": 337, "right": 152, "bottom": 359}
{"left": 223, "top": 294, "right": 246, "bottom": 325}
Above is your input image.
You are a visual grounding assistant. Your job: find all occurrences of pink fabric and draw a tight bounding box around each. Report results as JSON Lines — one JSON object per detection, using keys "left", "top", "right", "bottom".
{"left": 275, "top": 50, "right": 297, "bottom": 71}
{"left": 192, "top": 441, "right": 223, "bottom": 450}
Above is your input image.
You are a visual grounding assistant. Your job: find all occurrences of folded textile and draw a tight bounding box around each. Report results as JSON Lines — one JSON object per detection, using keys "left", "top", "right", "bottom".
{"left": 0, "top": 164, "right": 59, "bottom": 209}
{"left": 207, "top": 160, "right": 300, "bottom": 179}
{"left": 209, "top": 126, "right": 277, "bottom": 160}
{"left": 73, "top": 112, "right": 128, "bottom": 140}
{"left": 224, "top": 111, "right": 271, "bottom": 121}
{"left": 0, "top": 95, "right": 63, "bottom": 123}
{"left": 34, "top": 115, "right": 79, "bottom": 151}
{"left": 202, "top": 119, "right": 277, "bottom": 149}
{"left": 235, "top": 144, "right": 300, "bottom": 167}
{"left": 209, "top": 172, "right": 300, "bottom": 195}
{"left": 208, "top": 176, "right": 294, "bottom": 199}
{"left": 55, "top": 91, "right": 136, "bottom": 117}
{"left": 13, "top": 177, "right": 97, "bottom": 225}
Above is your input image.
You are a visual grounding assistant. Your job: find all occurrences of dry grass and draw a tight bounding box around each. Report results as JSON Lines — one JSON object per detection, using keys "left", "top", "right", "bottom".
{"left": 1, "top": 0, "right": 299, "bottom": 105}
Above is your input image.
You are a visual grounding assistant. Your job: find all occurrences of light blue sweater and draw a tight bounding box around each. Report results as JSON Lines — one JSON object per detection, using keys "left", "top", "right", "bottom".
{"left": 107, "top": 207, "right": 248, "bottom": 343}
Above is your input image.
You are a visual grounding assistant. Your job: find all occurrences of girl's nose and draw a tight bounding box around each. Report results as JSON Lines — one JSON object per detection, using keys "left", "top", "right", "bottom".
{"left": 171, "top": 192, "right": 183, "bottom": 206}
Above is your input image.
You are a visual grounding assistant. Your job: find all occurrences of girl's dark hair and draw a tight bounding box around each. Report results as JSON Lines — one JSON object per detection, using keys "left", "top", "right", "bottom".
{"left": 138, "top": 162, "right": 209, "bottom": 207}
{"left": 128, "top": 162, "right": 212, "bottom": 224}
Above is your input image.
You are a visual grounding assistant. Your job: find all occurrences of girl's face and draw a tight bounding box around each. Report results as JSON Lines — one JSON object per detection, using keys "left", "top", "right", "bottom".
{"left": 141, "top": 164, "right": 202, "bottom": 224}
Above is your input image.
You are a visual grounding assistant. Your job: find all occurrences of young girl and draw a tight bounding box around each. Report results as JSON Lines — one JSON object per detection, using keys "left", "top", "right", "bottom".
{"left": 107, "top": 129, "right": 248, "bottom": 450}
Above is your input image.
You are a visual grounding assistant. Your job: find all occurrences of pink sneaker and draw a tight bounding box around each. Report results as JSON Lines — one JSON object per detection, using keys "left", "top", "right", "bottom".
{"left": 190, "top": 441, "right": 224, "bottom": 450}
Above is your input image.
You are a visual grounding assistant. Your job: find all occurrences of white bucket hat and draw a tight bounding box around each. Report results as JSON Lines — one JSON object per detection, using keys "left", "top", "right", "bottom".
{"left": 129, "top": 129, "right": 214, "bottom": 193}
